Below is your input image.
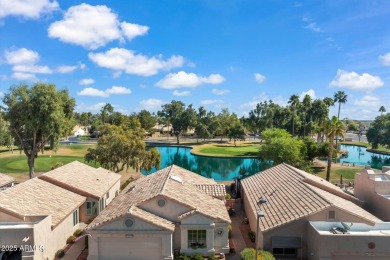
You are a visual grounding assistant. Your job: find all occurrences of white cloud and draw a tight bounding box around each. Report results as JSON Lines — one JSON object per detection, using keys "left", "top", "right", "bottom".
{"left": 379, "top": 53, "right": 390, "bottom": 66}
{"left": 0, "top": 91, "right": 3, "bottom": 97}
{"left": 212, "top": 88, "right": 230, "bottom": 95}
{"left": 173, "top": 90, "right": 190, "bottom": 96}
{"left": 240, "top": 92, "right": 268, "bottom": 109}
{"left": 56, "top": 63, "right": 85, "bottom": 74}
{"left": 48, "top": 4, "right": 148, "bottom": 50}
{"left": 299, "top": 89, "right": 316, "bottom": 100}
{"left": 105, "top": 86, "right": 131, "bottom": 95}
{"left": 5, "top": 48, "right": 39, "bottom": 65}
{"left": 78, "top": 87, "right": 109, "bottom": 98}
{"left": 89, "top": 48, "right": 184, "bottom": 76}
{"left": 79, "top": 78, "right": 95, "bottom": 85}
{"left": 0, "top": 0, "right": 59, "bottom": 19}
{"left": 120, "top": 22, "right": 149, "bottom": 41}
{"left": 13, "top": 64, "right": 52, "bottom": 74}
{"left": 254, "top": 73, "right": 266, "bottom": 84}
{"left": 156, "top": 71, "right": 225, "bottom": 89}
{"left": 78, "top": 86, "right": 131, "bottom": 97}
{"left": 76, "top": 102, "right": 106, "bottom": 112}
{"left": 139, "top": 98, "right": 165, "bottom": 111}
{"left": 304, "top": 22, "right": 322, "bottom": 32}
{"left": 11, "top": 72, "right": 37, "bottom": 81}
{"left": 354, "top": 95, "right": 381, "bottom": 108}
{"left": 200, "top": 99, "right": 223, "bottom": 105}
{"left": 330, "top": 69, "right": 384, "bottom": 91}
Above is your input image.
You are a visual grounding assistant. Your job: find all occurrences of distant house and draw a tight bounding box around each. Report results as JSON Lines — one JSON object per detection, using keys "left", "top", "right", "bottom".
{"left": 241, "top": 163, "right": 381, "bottom": 259}
{"left": 0, "top": 161, "right": 120, "bottom": 260}
{"left": 354, "top": 166, "right": 390, "bottom": 221}
{"left": 72, "top": 125, "right": 87, "bottom": 136}
{"left": 87, "top": 165, "right": 230, "bottom": 260}
{"left": 0, "top": 173, "right": 15, "bottom": 190}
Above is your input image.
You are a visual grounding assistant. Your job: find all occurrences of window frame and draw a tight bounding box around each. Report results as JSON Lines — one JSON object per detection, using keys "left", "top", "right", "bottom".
{"left": 86, "top": 201, "right": 97, "bottom": 215}
{"left": 73, "top": 209, "right": 79, "bottom": 226}
{"left": 188, "top": 230, "right": 207, "bottom": 249}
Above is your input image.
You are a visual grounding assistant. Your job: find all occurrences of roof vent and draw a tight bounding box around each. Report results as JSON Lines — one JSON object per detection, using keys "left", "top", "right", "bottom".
{"left": 170, "top": 175, "right": 183, "bottom": 183}
{"left": 96, "top": 178, "right": 100, "bottom": 181}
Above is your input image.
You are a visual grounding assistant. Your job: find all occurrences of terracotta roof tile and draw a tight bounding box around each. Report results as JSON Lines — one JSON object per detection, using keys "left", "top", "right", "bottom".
{"left": 88, "top": 165, "right": 230, "bottom": 230}
{"left": 129, "top": 206, "right": 175, "bottom": 231}
{"left": 39, "top": 161, "right": 121, "bottom": 199}
{"left": 195, "top": 184, "right": 226, "bottom": 198}
{"left": 0, "top": 173, "right": 15, "bottom": 187}
{"left": 241, "top": 163, "right": 380, "bottom": 232}
{"left": 0, "top": 178, "right": 85, "bottom": 227}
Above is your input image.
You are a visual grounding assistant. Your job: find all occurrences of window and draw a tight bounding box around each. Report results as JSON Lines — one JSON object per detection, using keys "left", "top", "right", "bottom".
{"left": 329, "top": 210, "right": 335, "bottom": 219}
{"left": 157, "top": 199, "right": 166, "bottom": 207}
{"left": 99, "top": 198, "right": 105, "bottom": 212}
{"left": 188, "top": 230, "right": 206, "bottom": 249}
{"left": 273, "top": 248, "right": 297, "bottom": 256}
{"left": 73, "top": 210, "right": 78, "bottom": 226}
{"left": 106, "top": 192, "right": 109, "bottom": 199}
{"left": 86, "top": 202, "right": 97, "bottom": 215}
{"left": 115, "top": 190, "right": 119, "bottom": 197}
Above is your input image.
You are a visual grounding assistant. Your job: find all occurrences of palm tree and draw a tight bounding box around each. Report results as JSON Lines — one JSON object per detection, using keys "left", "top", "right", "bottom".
{"left": 323, "top": 116, "right": 345, "bottom": 181}
{"left": 333, "top": 91, "right": 348, "bottom": 120}
{"left": 379, "top": 106, "right": 386, "bottom": 115}
{"left": 288, "top": 94, "right": 300, "bottom": 136}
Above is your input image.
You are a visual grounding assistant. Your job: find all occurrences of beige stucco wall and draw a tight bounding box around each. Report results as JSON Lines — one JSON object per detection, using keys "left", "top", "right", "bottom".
{"left": 355, "top": 173, "right": 390, "bottom": 221}
{"left": 307, "top": 225, "right": 390, "bottom": 260}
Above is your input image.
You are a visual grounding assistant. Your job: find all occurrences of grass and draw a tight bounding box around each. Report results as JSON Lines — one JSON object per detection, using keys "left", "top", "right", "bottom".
{"left": 0, "top": 144, "right": 97, "bottom": 182}
{"left": 191, "top": 141, "right": 260, "bottom": 157}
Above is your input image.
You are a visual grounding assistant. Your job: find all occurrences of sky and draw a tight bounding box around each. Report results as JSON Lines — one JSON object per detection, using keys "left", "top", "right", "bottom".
{"left": 0, "top": 0, "right": 389, "bottom": 120}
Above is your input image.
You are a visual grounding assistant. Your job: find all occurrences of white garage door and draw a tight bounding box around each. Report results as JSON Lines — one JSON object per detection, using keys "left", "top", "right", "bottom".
{"left": 98, "top": 237, "right": 162, "bottom": 260}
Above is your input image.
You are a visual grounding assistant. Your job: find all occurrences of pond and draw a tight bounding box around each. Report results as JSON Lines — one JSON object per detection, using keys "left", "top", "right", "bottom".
{"left": 339, "top": 144, "right": 390, "bottom": 168}
{"left": 142, "top": 146, "right": 263, "bottom": 181}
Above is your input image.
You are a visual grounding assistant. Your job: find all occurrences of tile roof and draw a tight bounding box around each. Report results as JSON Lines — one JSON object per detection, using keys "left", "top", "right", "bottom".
{"left": 195, "top": 184, "right": 226, "bottom": 198}
{"left": 88, "top": 165, "right": 230, "bottom": 230}
{"left": 129, "top": 206, "right": 175, "bottom": 231}
{"left": 39, "top": 161, "right": 121, "bottom": 199}
{"left": 0, "top": 173, "right": 15, "bottom": 187}
{"left": 241, "top": 163, "right": 380, "bottom": 232}
{"left": 0, "top": 178, "right": 85, "bottom": 228}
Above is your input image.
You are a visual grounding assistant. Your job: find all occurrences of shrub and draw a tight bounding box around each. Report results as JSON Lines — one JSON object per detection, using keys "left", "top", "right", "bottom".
{"left": 66, "top": 235, "right": 76, "bottom": 244}
{"left": 247, "top": 230, "right": 256, "bottom": 242}
{"left": 73, "top": 229, "right": 83, "bottom": 237}
{"left": 55, "top": 249, "right": 65, "bottom": 258}
{"left": 240, "top": 248, "right": 275, "bottom": 260}
{"left": 209, "top": 256, "right": 218, "bottom": 260}
{"left": 175, "top": 253, "right": 189, "bottom": 260}
{"left": 190, "top": 253, "right": 204, "bottom": 260}
{"left": 225, "top": 193, "right": 231, "bottom": 200}
{"left": 120, "top": 176, "right": 135, "bottom": 190}
{"left": 228, "top": 224, "right": 232, "bottom": 239}
{"left": 240, "top": 248, "right": 255, "bottom": 260}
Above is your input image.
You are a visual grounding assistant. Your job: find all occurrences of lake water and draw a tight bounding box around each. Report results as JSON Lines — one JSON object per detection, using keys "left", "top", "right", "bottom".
{"left": 339, "top": 144, "right": 390, "bottom": 168}
{"left": 142, "top": 146, "right": 262, "bottom": 181}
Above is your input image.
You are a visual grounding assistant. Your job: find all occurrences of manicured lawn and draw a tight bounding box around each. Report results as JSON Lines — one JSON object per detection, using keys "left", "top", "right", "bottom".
{"left": 312, "top": 163, "right": 373, "bottom": 183}
{"left": 191, "top": 142, "right": 260, "bottom": 157}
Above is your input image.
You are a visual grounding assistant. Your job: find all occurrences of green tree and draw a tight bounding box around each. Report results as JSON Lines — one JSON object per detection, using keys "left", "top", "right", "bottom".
{"left": 333, "top": 91, "right": 348, "bottom": 120}
{"left": 258, "top": 128, "right": 305, "bottom": 168}
{"left": 3, "top": 83, "right": 75, "bottom": 178}
{"left": 137, "top": 110, "right": 157, "bottom": 132}
{"left": 379, "top": 106, "right": 386, "bottom": 115}
{"left": 288, "top": 94, "right": 300, "bottom": 136}
{"left": 100, "top": 103, "right": 114, "bottom": 124}
{"left": 158, "top": 101, "right": 197, "bottom": 144}
{"left": 227, "top": 123, "right": 246, "bottom": 146}
{"left": 367, "top": 113, "right": 390, "bottom": 149}
{"left": 323, "top": 116, "right": 345, "bottom": 181}
{"left": 0, "top": 111, "right": 14, "bottom": 151}
{"left": 85, "top": 124, "right": 160, "bottom": 173}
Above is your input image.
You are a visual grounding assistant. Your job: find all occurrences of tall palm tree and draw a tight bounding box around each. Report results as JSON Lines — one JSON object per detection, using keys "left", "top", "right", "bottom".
{"left": 379, "top": 106, "right": 386, "bottom": 115}
{"left": 288, "top": 94, "right": 300, "bottom": 136}
{"left": 333, "top": 91, "right": 348, "bottom": 120}
{"left": 323, "top": 116, "right": 345, "bottom": 181}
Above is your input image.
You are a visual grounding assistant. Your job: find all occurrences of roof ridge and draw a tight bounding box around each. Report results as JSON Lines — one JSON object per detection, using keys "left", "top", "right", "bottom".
{"left": 159, "top": 165, "right": 174, "bottom": 194}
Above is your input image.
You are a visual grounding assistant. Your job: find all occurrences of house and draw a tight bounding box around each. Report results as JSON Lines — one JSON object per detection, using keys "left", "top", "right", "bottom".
{"left": 0, "top": 173, "right": 15, "bottom": 190}
{"left": 354, "top": 166, "right": 390, "bottom": 221}
{"left": 307, "top": 221, "right": 390, "bottom": 260}
{"left": 0, "top": 161, "right": 120, "bottom": 260}
{"left": 39, "top": 161, "right": 121, "bottom": 223}
{"left": 87, "top": 165, "right": 230, "bottom": 260}
{"left": 72, "top": 125, "right": 87, "bottom": 136}
{"left": 241, "top": 163, "right": 381, "bottom": 259}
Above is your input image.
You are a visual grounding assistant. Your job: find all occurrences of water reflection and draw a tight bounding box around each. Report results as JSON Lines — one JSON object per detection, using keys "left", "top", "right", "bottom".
{"left": 339, "top": 145, "right": 390, "bottom": 169}
{"left": 142, "top": 146, "right": 262, "bottom": 181}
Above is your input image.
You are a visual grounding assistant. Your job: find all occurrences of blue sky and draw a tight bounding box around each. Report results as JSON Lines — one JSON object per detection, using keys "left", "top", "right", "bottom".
{"left": 0, "top": 0, "right": 389, "bottom": 120}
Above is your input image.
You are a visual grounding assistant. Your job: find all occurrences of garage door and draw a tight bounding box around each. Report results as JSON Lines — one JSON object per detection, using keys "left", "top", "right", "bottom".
{"left": 98, "top": 237, "right": 162, "bottom": 260}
